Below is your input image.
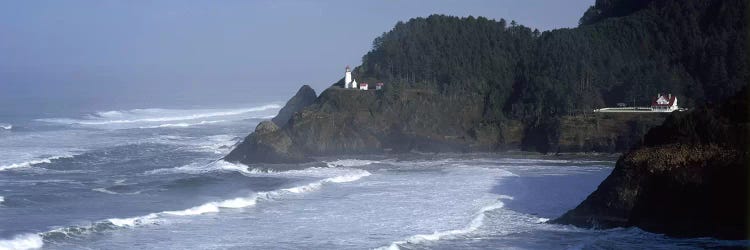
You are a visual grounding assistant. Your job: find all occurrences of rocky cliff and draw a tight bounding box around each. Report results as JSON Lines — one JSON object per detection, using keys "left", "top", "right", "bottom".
{"left": 225, "top": 85, "right": 527, "bottom": 164}
{"left": 224, "top": 85, "right": 317, "bottom": 164}
{"left": 552, "top": 88, "right": 750, "bottom": 239}
{"left": 224, "top": 120, "right": 308, "bottom": 164}
{"left": 271, "top": 85, "right": 317, "bottom": 127}
{"left": 225, "top": 84, "right": 670, "bottom": 164}
{"left": 525, "top": 113, "right": 668, "bottom": 153}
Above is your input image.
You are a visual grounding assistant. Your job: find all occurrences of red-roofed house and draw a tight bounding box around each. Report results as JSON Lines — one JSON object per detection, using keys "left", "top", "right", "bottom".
{"left": 651, "top": 93, "right": 678, "bottom": 112}
{"left": 359, "top": 83, "right": 369, "bottom": 90}
{"left": 375, "top": 82, "right": 384, "bottom": 90}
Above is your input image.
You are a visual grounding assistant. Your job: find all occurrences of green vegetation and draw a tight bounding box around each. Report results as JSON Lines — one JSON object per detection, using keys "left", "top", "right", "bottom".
{"left": 357, "top": 0, "right": 748, "bottom": 128}
{"left": 228, "top": 0, "right": 749, "bottom": 164}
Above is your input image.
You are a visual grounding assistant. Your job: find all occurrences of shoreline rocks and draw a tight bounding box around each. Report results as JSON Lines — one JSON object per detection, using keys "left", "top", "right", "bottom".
{"left": 224, "top": 120, "right": 309, "bottom": 164}
{"left": 552, "top": 88, "right": 750, "bottom": 240}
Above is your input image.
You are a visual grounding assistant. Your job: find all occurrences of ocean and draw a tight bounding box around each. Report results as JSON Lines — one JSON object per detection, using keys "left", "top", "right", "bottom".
{"left": 0, "top": 102, "right": 745, "bottom": 250}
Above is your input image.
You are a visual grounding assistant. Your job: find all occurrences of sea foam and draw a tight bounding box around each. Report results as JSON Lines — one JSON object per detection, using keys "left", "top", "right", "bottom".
{"left": 164, "top": 168, "right": 372, "bottom": 216}
{"left": 143, "top": 159, "right": 287, "bottom": 176}
{"left": 138, "top": 120, "right": 226, "bottom": 129}
{"left": 0, "top": 155, "right": 74, "bottom": 172}
{"left": 37, "top": 104, "right": 281, "bottom": 127}
{"left": 325, "top": 159, "right": 379, "bottom": 168}
{"left": 107, "top": 213, "right": 160, "bottom": 227}
{"left": 0, "top": 233, "right": 44, "bottom": 250}
{"left": 92, "top": 188, "right": 119, "bottom": 195}
{"left": 92, "top": 188, "right": 142, "bottom": 195}
{"left": 143, "top": 160, "right": 253, "bottom": 176}
{"left": 379, "top": 197, "right": 511, "bottom": 250}
{"left": 31, "top": 166, "right": 372, "bottom": 244}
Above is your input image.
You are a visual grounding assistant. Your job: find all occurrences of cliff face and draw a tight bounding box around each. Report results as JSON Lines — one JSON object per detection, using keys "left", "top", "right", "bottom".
{"left": 524, "top": 113, "right": 668, "bottom": 153}
{"left": 224, "top": 120, "right": 308, "bottom": 164}
{"left": 287, "top": 87, "right": 527, "bottom": 154}
{"left": 271, "top": 85, "right": 317, "bottom": 127}
{"left": 226, "top": 86, "right": 525, "bottom": 164}
{"left": 553, "top": 88, "right": 750, "bottom": 239}
{"left": 560, "top": 113, "right": 668, "bottom": 152}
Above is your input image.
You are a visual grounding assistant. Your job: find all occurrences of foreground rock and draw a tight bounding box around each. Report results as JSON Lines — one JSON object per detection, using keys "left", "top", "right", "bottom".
{"left": 225, "top": 85, "right": 528, "bottom": 164}
{"left": 553, "top": 88, "right": 750, "bottom": 239}
{"left": 224, "top": 120, "right": 308, "bottom": 163}
{"left": 271, "top": 85, "right": 317, "bottom": 127}
{"left": 225, "top": 85, "right": 317, "bottom": 164}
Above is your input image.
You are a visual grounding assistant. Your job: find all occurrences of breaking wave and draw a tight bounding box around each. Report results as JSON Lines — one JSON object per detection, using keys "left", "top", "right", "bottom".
{"left": 379, "top": 196, "right": 513, "bottom": 250}
{"left": 0, "top": 123, "right": 11, "bottom": 130}
{"left": 36, "top": 104, "right": 281, "bottom": 129}
{"left": 19, "top": 166, "right": 370, "bottom": 247}
{"left": 91, "top": 188, "right": 119, "bottom": 195}
{"left": 138, "top": 120, "right": 226, "bottom": 129}
{"left": 0, "top": 155, "right": 74, "bottom": 172}
{"left": 139, "top": 134, "right": 241, "bottom": 155}
{"left": 160, "top": 168, "right": 370, "bottom": 216}
{"left": 325, "top": 159, "right": 379, "bottom": 168}
{"left": 144, "top": 160, "right": 376, "bottom": 181}
{"left": 190, "top": 135, "right": 242, "bottom": 154}
{"left": 142, "top": 160, "right": 249, "bottom": 176}
{"left": 0, "top": 233, "right": 44, "bottom": 250}
{"left": 92, "top": 188, "right": 143, "bottom": 195}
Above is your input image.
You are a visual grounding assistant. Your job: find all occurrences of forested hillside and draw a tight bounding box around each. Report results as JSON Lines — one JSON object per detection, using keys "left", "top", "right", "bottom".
{"left": 357, "top": 0, "right": 748, "bottom": 125}
{"left": 226, "top": 0, "right": 749, "bottom": 164}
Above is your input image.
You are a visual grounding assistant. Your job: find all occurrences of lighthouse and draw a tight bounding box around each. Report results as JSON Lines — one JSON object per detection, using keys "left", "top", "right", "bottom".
{"left": 343, "top": 65, "right": 360, "bottom": 89}
{"left": 345, "top": 66, "right": 352, "bottom": 88}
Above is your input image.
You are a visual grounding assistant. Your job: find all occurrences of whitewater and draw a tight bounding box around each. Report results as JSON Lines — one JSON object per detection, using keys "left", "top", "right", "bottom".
{"left": 0, "top": 103, "right": 742, "bottom": 250}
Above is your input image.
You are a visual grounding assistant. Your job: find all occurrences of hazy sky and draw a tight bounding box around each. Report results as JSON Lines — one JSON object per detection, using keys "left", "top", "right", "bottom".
{"left": 0, "top": 0, "right": 594, "bottom": 113}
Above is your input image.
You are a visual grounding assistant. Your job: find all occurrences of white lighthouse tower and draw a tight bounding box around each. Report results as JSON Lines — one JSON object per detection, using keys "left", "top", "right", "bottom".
{"left": 345, "top": 66, "right": 352, "bottom": 88}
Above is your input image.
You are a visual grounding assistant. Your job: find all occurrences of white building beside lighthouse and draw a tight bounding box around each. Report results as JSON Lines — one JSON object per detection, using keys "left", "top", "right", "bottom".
{"left": 344, "top": 66, "right": 358, "bottom": 89}
{"left": 342, "top": 65, "right": 384, "bottom": 90}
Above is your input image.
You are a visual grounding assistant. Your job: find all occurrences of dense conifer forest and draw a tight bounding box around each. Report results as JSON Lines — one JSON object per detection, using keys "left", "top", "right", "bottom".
{"left": 356, "top": 0, "right": 748, "bottom": 127}
{"left": 229, "top": 0, "right": 749, "bottom": 164}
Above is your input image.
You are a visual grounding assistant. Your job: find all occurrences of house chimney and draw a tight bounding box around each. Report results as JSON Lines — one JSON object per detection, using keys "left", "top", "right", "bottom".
{"left": 669, "top": 93, "right": 672, "bottom": 99}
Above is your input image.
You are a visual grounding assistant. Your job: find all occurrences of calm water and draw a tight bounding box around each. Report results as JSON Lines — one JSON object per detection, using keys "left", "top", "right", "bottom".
{"left": 0, "top": 103, "right": 745, "bottom": 249}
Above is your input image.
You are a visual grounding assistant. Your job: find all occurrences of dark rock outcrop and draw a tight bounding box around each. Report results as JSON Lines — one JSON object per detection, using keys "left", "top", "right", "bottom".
{"left": 554, "top": 113, "right": 668, "bottom": 153}
{"left": 224, "top": 120, "right": 309, "bottom": 164}
{"left": 271, "top": 85, "right": 317, "bottom": 127}
{"left": 225, "top": 86, "right": 523, "bottom": 164}
{"left": 226, "top": 86, "right": 518, "bottom": 164}
{"left": 224, "top": 85, "right": 316, "bottom": 164}
{"left": 223, "top": 84, "right": 701, "bottom": 164}
{"left": 553, "top": 88, "right": 750, "bottom": 239}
